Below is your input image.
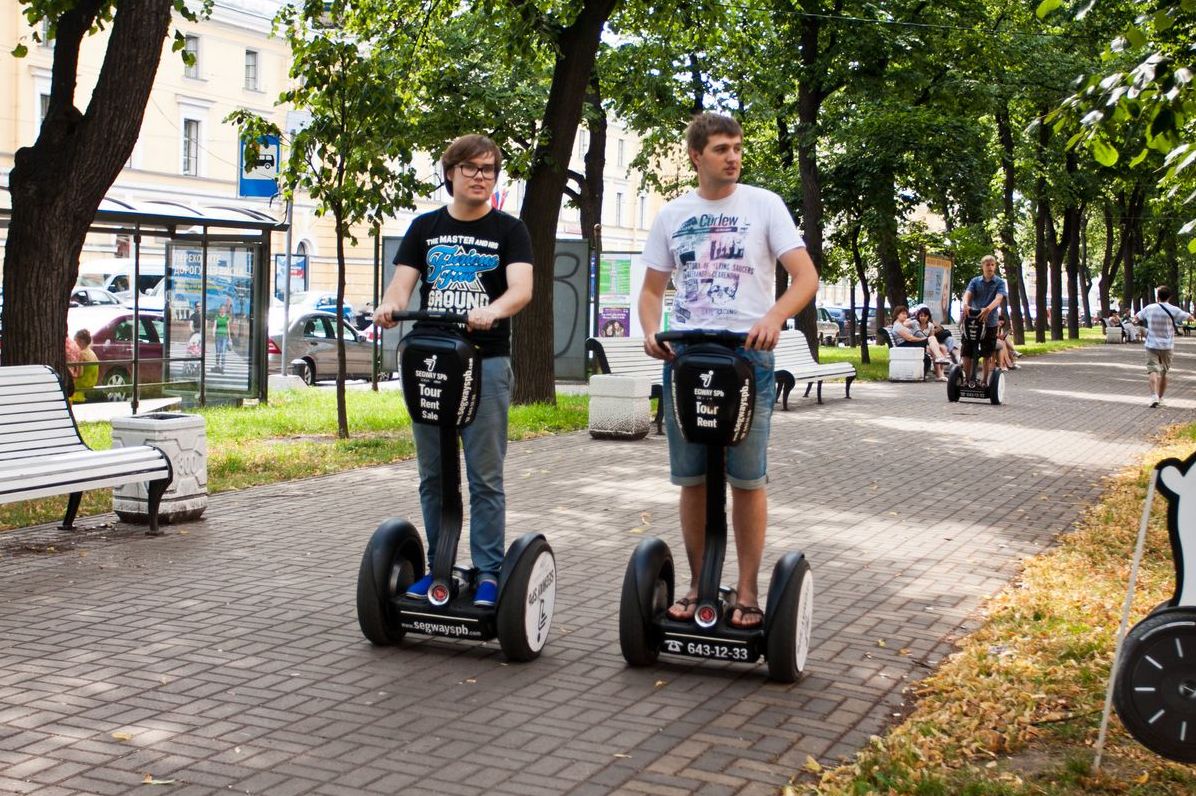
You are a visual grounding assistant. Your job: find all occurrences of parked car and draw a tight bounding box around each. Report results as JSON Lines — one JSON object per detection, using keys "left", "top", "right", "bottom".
{"left": 121, "top": 277, "right": 167, "bottom": 313}
{"left": 67, "top": 306, "right": 165, "bottom": 400}
{"left": 784, "top": 314, "right": 842, "bottom": 346}
{"left": 70, "top": 287, "right": 124, "bottom": 308}
{"left": 268, "top": 311, "right": 376, "bottom": 384}
{"left": 818, "top": 307, "right": 845, "bottom": 344}
{"left": 271, "top": 291, "right": 355, "bottom": 324}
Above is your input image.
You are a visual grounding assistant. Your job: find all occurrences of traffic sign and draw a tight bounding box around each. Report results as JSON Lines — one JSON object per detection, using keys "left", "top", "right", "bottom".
{"left": 238, "top": 134, "right": 280, "bottom": 198}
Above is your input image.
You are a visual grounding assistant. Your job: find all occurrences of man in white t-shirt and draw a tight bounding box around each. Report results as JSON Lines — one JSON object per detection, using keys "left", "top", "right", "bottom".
{"left": 1135, "top": 285, "right": 1192, "bottom": 407}
{"left": 637, "top": 113, "right": 818, "bottom": 630}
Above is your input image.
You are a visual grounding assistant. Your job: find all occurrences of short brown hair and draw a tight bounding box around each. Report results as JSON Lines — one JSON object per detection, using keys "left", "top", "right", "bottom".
{"left": 74, "top": 328, "right": 91, "bottom": 346}
{"left": 893, "top": 304, "right": 909, "bottom": 317}
{"left": 685, "top": 113, "right": 742, "bottom": 159}
{"left": 441, "top": 134, "right": 502, "bottom": 178}
{"left": 1158, "top": 285, "right": 1172, "bottom": 302}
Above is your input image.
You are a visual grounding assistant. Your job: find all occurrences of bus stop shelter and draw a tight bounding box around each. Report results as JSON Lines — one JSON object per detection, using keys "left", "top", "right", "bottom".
{"left": 0, "top": 194, "right": 287, "bottom": 411}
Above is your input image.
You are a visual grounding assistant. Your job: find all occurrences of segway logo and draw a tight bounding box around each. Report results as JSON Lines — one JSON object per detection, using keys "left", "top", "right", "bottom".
{"left": 403, "top": 620, "right": 474, "bottom": 638}
{"left": 699, "top": 370, "right": 714, "bottom": 388}
{"left": 527, "top": 569, "right": 555, "bottom": 606}
{"left": 423, "top": 355, "right": 437, "bottom": 372}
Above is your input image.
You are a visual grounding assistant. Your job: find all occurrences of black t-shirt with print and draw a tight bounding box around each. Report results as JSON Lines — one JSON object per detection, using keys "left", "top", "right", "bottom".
{"left": 395, "top": 207, "right": 533, "bottom": 358}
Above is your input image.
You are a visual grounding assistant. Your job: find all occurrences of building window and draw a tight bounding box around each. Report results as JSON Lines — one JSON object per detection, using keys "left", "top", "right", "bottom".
{"left": 244, "top": 50, "right": 259, "bottom": 91}
{"left": 184, "top": 35, "right": 200, "bottom": 79}
{"left": 182, "top": 119, "right": 200, "bottom": 175}
{"left": 615, "top": 192, "right": 624, "bottom": 227}
{"left": 617, "top": 139, "right": 625, "bottom": 168}
{"left": 639, "top": 195, "right": 647, "bottom": 229}
{"left": 39, "top": 94, "right": 51, "bottom": 123}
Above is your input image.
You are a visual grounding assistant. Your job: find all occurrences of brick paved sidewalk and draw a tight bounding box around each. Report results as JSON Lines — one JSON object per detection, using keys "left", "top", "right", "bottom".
{"left": 0, "top": 338, "right": 1190, "bottom": 795}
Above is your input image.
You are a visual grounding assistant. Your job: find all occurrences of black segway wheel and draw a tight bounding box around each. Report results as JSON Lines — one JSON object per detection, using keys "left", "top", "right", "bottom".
{"left": 989, "top": 369, "right": 1005, "bottom": 405}
{"left": 496, "top": 534, "right": 557, "bottom": 662}
{"left": 619, "top": 537, "right": 674, "bottom": 667}
{"left": 1114, "top": 607, "right": 1196, "bottom": 763}
{"left": 764, "top": 552, "right": 813, "bottom": 683}
{"left": 356, "top": 519, "right": 425, "bottom": 646}
{"left": 947, "top": 365, "right": 962, "bottom": 402}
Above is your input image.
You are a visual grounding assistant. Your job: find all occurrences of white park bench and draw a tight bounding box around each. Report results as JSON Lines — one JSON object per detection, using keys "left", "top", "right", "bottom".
{"left": 586, "top": 329, "right": 856, "bottom": 433}
{"left": 0, "top": 365, "right": 173, "bottom": 534}
{"left": 771, "top": 329, "right": 856, "bottom": 407}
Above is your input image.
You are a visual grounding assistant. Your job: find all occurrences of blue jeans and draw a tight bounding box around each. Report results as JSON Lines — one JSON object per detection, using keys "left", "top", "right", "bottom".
{"left": 662, "top": 347, "right": 775, "bottom": 490}
{"left": 413, "top": 356, "right": 511, "bottom": 577}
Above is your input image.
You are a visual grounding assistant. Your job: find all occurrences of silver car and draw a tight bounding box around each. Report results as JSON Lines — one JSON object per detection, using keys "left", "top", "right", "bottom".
{"left": 268, "top": 311, "right": 377, "bottom": 384}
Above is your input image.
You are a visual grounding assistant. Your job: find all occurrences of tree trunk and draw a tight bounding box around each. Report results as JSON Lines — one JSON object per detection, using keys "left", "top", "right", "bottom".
{"left": 1099, "top": 202, "right": 1121, "bottom": 316}
{"left": 334, "top": 205, "right": 349, "bottom": 439}
{"left": 575, "top": 77, "right": 606, "bottom": 256}
{"left": 1064, "top": 205, "right": 1082, "bottom": 339}
{"left": 4, "top": 2, "right": 173, "bottom": 382}
{"left": 1079, "top": 215, "right": 1093, "bottom": 327}
{"left": 1034, "top": 202, "right": 1048, "bottom": 343}
{"left": 875, "top": 177, "right": 906, "bottom": 310}
{"left": 794, "top": 8, "right": 829, "bottom": 358}
{"left": 514, "top": 0, "right": 618, "bottom": 405}
{"left": 1045, "top": 209, "right": 1064, "bottom": 340}
{"left": 850, "top": 222, "right": 871, "bottom": 365}
{"left": 995, "top": 105, "right": 1026, "bottom": 344}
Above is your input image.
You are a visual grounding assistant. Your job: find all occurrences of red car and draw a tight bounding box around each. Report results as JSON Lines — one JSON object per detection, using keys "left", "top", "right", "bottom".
{"left": 67, "top": 307, "right": 165, "bottom": 400}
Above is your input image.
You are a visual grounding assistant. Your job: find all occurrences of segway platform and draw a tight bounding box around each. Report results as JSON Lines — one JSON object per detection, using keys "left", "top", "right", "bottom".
{"left": 356, "top": 311, "right": 556, "bottom": 662}
{"left": 1113, "top": 453, "right": 1196, "bottom": 762}
{"left": 619, "top": 331, "right": 814, "bottom": 683}
{"left": 947, "top": 317, "right": 1005, "bottom": 405}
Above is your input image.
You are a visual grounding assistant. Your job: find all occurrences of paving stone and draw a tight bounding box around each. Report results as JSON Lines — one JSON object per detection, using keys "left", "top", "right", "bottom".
{"left": 0, "top": 340, "right": 1187, "bottom": 793}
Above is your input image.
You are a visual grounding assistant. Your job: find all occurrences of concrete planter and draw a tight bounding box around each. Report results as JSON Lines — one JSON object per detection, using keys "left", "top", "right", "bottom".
{"left": 888, "top": 346, "right": 926, "bottom": 381}
{"left": 112, "top": 412, "right": 207, "bottom": 524}
{"left": 589, "top": 375, "right": 652, "bottom": 440}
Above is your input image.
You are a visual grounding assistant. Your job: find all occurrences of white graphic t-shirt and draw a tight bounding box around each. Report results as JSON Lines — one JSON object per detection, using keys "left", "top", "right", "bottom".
{"left": 641, "top": 184, "right": 805, "bottom": 332}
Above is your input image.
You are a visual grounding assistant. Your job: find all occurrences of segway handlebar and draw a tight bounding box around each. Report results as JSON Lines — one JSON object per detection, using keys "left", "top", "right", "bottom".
{"left": 655, "top": 329, "right": 749, "bottom": 348}
{"left": 388, "top": 310, "right": 469, "bottom": 325}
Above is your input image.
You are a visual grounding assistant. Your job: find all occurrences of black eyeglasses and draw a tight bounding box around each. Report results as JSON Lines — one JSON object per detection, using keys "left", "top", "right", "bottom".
{"left": 456, "top": 163, "right": 497, "bottom": 179}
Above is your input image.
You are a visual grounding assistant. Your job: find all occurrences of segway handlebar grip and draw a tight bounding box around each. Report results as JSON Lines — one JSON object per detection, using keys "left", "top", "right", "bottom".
{"left": 655, "top": 329, "right": 749, "bottom": 348}
{"left": 389, "top": 310, "right": 470, "bottom": 325}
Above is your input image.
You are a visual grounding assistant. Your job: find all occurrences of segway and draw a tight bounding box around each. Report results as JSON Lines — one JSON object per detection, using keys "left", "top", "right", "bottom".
{"left": 356, "top": 310, "right": 556, "bottom": 662}
{"left": 946, "top": 316, "right": 1005, "bottom": 405}
{"left": 1113, "top": 453, "right": 1196, "bottom": 762}
{"left": 618, "top": 330, "right": 813, "bottom": 683}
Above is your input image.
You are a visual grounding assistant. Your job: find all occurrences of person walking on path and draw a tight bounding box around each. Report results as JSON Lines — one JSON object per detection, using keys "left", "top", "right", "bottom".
{"left": 637, "top": 112, "right": 818, "bottom": 629}
{"left": 211, "top": 303, "right": 231, "bottom": 373}
{"left": 1136, "top": 285, "right": 1191, "bottom": 407}
{"left": 960, "top": 255, "right": 1007, "bottom": 388}
{"left": 372, "top": 134, "right": 533, "bottom": 608}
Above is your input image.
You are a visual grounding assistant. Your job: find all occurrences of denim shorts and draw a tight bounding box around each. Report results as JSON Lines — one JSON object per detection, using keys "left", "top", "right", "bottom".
{"left": 662, "top": 346, "right": 775, "bottom": 490}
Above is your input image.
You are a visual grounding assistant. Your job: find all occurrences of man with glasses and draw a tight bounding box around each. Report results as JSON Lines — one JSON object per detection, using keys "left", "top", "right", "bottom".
{"left": 373, "top": 134, "right": 534, "bottom": 607}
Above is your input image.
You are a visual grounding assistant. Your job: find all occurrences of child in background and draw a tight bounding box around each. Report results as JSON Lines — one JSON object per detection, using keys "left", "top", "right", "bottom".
{"left": 71, "top": 329, "right": 99, "bottom": 403}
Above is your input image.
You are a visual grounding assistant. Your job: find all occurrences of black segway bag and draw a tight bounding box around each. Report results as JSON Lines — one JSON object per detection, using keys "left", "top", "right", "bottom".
{"left": 669, "top": 343, "right": 756, "bottom": 447}
{"left": 399, "top": 328, "right": 481, "bottom": 428}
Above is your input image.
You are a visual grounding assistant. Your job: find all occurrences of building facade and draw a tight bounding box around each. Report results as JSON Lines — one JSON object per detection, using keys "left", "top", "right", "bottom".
{"left": 0, "top": 1, "right": 670, "bottom": 309}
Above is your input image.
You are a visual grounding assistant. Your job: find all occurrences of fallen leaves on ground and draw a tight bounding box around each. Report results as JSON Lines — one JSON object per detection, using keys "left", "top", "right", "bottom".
{"left": 806, "top": 432, "right": 1196, "bottom": 795}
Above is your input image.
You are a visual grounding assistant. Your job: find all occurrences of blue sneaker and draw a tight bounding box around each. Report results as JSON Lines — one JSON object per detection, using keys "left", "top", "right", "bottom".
{"left": 405, "top": 574, "right": 434, "bottom": 599}
{"left": 473, "top": 577, "right": 498, "bottom": 607}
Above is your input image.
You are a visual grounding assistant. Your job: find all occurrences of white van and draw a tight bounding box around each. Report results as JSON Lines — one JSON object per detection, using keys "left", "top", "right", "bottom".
{"left": 76, "top": 257, "right": 165, "bottom": 298}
